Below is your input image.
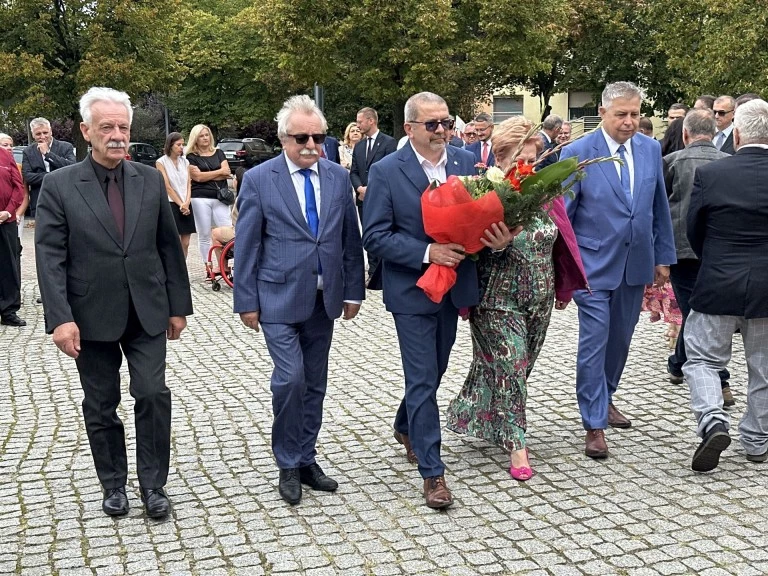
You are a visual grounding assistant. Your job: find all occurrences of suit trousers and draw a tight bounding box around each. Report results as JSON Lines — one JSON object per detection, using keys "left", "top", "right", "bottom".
{"left": 261, "top": 292, "right": 334, "bottom": 469}
{"left": 392, "top": 300, "right": 459, "bottom": 478}
{"left": 668, "top": 259, "right": 730, "bottom": 385}
{"left": 573, "top": 281, "right": 644, "bottom": 430}
{"left": 75, "top": 299, "right": 171, "bottom": 489}
{"left": 683, "top": 311, "right": 768, "bottom": 456}
{"left": 0, "top": 223, "right": 21, "bottom": 318}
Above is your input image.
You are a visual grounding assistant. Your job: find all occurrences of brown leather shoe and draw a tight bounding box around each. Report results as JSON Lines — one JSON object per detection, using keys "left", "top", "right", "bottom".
{"left": 423, "top": 476, "right": 453, "bottom": 509}
{"left": 607, "top": 403, "right": 631, "bottom": 428}
{"left": 585, "top": 429, "right": 608, "bottom": 459}
{"left": 393, "top": 430, "right": 418, "bottom": 464}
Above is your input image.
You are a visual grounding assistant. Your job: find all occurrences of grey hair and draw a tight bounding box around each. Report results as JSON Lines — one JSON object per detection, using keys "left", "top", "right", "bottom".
{"left": 682, "top": 109, "right": 716, "bottom": 139}
{"left": 542, "top": 114, "right": 563, "bottom": 131}
{"left": 714, "top": 95, "right": 736, "bottom": 110}
{"left": 29, "top": 117, "right": 51, "bottom": 131}
{"left": 79, "top": 87, "right": 133, "bottom": 126}
{"left": 734, "top": 99, "right": 768, "bottom": 144}
{"left": 601, "top": 81, "right": 644, "bottom": 108}
{"left": 404, "top": 92, "right": 447, "bottom": 123}
{"left": 276, "top": 95, "right": 328, "bottom": 140}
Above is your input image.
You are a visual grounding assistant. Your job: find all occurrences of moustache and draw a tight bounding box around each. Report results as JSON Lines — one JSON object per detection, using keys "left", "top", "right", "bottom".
{"left": 299, "top": 149, "right": 319, "bottom": 156}
{"left": 106, "top": 141, "right": 126, "bottom": 149}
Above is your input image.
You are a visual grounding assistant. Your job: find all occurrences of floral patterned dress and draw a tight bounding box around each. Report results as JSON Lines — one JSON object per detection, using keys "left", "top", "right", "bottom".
{"left": 446, "top": 215, "right": 558, "bottom": 452}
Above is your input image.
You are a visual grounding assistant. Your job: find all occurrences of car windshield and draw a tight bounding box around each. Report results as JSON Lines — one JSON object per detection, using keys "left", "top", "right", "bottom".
{"left": 218, "top": 142, "right": 244, "bottom": 151}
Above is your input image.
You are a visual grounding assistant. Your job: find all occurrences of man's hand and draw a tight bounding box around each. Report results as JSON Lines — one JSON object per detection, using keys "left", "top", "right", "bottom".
{"left": 167, "top": 316, "right": 186, "bottom": 340}
{"left": 429, "top": 243, "right": 466, "bottom": 267}
{"left": 343, "top": 303, "right": 361, "bottom": 320}
{"left": 555, "top": 300, "right": 569, "bottom": 310}
{"left": 37, "top": 141, "right": 50, "bottom": 155}
{"left": 53, "top": 322, "right": 81, "bottom": 359}
{"left": 356, "top": 185, "right": 367, "bottom": 201}
{"left": 653, "top": 265, "right": 670, "bottom": 288}
{"left": 480, "top": 222, "right": 517, "bottom": 251}
{"left": 240, "top": 311, "right": 260, "bottom": 332}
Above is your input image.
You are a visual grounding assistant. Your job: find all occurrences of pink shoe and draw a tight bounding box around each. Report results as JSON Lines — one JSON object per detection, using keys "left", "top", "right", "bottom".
{"left": 509, "top": 465, "right": 534, "bottom": 481}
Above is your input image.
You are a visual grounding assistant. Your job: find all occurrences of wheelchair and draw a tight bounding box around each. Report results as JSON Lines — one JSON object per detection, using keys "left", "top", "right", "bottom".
{"left": 205, "top": 237, "right": 235, "bottom": 291}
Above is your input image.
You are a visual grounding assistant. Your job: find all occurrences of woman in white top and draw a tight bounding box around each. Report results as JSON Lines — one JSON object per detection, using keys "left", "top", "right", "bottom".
{"left": 156, "top": 132, "right": 195, "bottom": 258}
{"left": 339, "top": 122, "right": 362, "bottom": 170}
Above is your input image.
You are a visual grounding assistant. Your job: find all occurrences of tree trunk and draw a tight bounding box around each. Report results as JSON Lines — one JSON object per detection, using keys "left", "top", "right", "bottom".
{"left": 71, "top": 109, "right": 88, "bottom": 161}
{"left": 392, "top": 98, "right": 406, "bottom": 139}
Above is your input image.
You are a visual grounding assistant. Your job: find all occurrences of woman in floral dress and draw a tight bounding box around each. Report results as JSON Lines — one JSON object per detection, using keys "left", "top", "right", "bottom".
{"left": 446, "top": 117, "right": 588, "bottom": 480}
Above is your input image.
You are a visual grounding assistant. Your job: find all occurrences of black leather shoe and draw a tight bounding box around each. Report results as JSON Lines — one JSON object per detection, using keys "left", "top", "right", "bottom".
{"left": 279, "top": 468, "right": 302, "bottom": 505}
{"left": 140, "top": 487, "right": 171, "bottom": 519}
{"left": 102, "top": 486, "right": 129, "bottom": 516}
{"left": 1, "top": 313, "right": 26, "bottom": 327}
{"left": 692, "top": 422, "right": 731, "bottom": 472}
{"left": 299, "top": 463, "right": 338, "bottom": 492}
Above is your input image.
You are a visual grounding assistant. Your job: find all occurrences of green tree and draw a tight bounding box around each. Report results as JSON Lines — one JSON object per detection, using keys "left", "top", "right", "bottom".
{"left": 0, "top": 0, "right": 183, "bottom": 156}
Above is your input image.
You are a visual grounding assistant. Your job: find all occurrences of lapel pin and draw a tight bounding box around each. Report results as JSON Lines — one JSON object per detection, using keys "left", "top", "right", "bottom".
{"left": 453, "top": 160, "right": 458, "bottom": 165}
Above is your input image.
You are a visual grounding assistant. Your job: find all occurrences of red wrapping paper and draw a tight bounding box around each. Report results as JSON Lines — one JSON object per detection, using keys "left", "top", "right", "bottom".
{"left": 416, "top": 176, "right": 504, "bottom": 303}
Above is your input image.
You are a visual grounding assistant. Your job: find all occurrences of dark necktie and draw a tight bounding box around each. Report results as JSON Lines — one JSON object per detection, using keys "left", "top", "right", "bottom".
{"left": 617, "top": 144, "right": 632, "bottom": 204}
{"left": 365, "top": 137, "right": 373, "bottom": 163}
{"left": 107, "top": 171, "right": 124, "bottom": 241}
{"left": 299, "top": 168, "right": 321, "bottom": 274}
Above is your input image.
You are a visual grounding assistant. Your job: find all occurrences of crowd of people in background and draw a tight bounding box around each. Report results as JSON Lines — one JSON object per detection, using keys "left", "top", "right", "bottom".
{"left": 4, "top": 81, "right": 768, "bottom": 517}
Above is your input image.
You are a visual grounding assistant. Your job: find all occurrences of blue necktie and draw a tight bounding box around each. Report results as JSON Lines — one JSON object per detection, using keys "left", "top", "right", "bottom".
{"left": 299, "top": 168, "right": 319, "bottom": 237}
{"left": 299, "top": 168, "right": 321, "bottom": 274}
{"left": 617, "top": 144, "right": 632, "bottom": 204}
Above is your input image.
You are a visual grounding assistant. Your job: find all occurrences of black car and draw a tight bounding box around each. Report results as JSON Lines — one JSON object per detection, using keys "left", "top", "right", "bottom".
{"left": 218, "top": 138, "right": 280, "bottom": 170}
{"left": 126, "top": 142, "right": 160, "bottom": 166}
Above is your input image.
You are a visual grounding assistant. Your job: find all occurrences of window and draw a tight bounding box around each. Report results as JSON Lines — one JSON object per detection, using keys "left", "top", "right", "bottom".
{"left": 492, "top": 96, "right": 523, "bottom": 123}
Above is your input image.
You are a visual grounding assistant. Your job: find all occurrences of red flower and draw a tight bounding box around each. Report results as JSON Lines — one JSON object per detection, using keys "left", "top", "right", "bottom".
{"left": 505, "top": 158, "right": 536, "bottom": 191}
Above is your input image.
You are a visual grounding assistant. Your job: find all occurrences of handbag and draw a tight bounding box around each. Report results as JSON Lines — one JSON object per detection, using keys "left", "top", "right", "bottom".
{"left": 217, "top": 180, "right": 235, "bottom": 206}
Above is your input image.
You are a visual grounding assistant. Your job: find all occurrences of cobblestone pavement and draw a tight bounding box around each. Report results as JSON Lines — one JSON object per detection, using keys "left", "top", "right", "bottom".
{"left": 2, "top": 230, "right": 767, "bottom": 576}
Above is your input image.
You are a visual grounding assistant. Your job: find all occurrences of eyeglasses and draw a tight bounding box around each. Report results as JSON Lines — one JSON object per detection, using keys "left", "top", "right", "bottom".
{"left": 713, "top": 109, "right": 733, "bottom": 117}
{"left": 464, "top": 132, "right": 477, "bottom": 137}
{"left": 287, "top": 133, "right": 327, "bottom": 145}
{"left": 409, "top": 119, "right": 455, "bottom": 132}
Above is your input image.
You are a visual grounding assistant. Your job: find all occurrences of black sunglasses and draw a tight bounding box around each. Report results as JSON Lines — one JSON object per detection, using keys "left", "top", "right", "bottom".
{"left": 409, "top": 119, "right": 455, "bottom": 132}
{"left": 713, "top": 109, "right": 733, "bottom": 117}
{"left": 287, "top": 133, "right": 327, "bottom": 145}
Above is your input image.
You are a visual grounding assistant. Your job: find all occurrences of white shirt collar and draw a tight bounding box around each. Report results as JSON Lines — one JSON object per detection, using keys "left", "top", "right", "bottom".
{"left": 409, "top": 143, "right": 448, "bottom": 170}
{"left": 718, "top": 123, "right": 734, "bottom": 138}
{"left": 601, "top": 128, "right": 633, "bottom": 156}
{"left": 367, "top": 130, "right": 380, "bottom": 142}
{"left": 284, "top": 152, "right": 318, "bottom": 175}
{"left": 739, "top": 143, "right": 768, "bottom": 150}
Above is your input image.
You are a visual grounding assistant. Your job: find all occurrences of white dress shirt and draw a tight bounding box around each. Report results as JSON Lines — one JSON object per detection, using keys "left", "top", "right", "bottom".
{"left": 601, "top": 128, "right": 635, "bottom": 196}
{"left": 285, "top": 153, "right": 323, "bottom": 289}
{"left": 410, "top": 143, "right": 448, "bottom": 262}
{"left": 714, "top": 123, "right": 734, "bottom": 150}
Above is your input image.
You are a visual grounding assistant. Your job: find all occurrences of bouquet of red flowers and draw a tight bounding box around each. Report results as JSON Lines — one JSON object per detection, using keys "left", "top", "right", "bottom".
{"left": 417, "top": 152, "right": 616, "bottom": 303}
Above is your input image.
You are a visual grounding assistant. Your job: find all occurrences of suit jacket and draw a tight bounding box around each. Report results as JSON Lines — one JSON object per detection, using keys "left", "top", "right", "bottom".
{"left": 35, "top": 158, "right": 192, "bottom": 340}
{"left": 560, "top": 130, "right": 676, "bottom": 290}
{"left": 22, "top": 139, "right": 76, "bottom": 194}
{"left": 538, "top": 131, "right": 559, "bottom": 169}
{"left": 322, "top": 136, "right": 340, "bottom": 163}
{"left": 362, "top": 144, "right": 480, "bottom": 314}
{"left": 349, "top": 132, "right": 397, "bottom": 197}
{"left": 233, "top": 154, "right": 365, "bottom": 323}
{"left": 719, "top": 131, "right": 735, "bottom": 155}
{"left": 687, "top": 147, "right": 768, "bottom": 318}
{"left": 465, "top": 140, "right": 495, "bottom": 169}
{"left": 448, "top": 136, "right": 464, "bottom": 148}
{"left": 663, "top": 140, "right": 728, "bottom": 260}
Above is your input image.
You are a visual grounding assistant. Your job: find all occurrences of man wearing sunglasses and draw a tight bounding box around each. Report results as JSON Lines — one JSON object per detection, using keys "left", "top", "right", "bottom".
{"left": 235, "top": 95, "right": 365, "bottom": 506}
{"left": 363, "top": 92, "right": 514, "bottom": 509}
{"left": 462, "top": 122, "right": 477, "bottom": 146}
{"left": 712, "top": 95, "right": 736, "bottom": 154}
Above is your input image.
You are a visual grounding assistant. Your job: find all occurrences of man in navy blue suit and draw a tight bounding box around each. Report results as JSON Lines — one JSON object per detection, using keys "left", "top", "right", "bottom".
{"left": 560, "top": 81, "right": 676, "bottom": 459}
{"left": 363, "top": 92, "right": 513, "bottom": 509}
{"left": 322, "top": 135, "right": 340, "bottom": 163}
{"left": 465, "top": 112, "right": 495, "bottom": 169}
{"left": 537, "top": 114, "right": 563, "bottom": 169}
{"left": 235, "top": 95, "right": 365, "bottom": 505}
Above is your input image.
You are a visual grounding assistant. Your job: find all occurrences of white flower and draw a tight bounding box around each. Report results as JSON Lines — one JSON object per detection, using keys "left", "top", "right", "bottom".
{"left": 485, "top": 166, "right": 505, "bottom": 183}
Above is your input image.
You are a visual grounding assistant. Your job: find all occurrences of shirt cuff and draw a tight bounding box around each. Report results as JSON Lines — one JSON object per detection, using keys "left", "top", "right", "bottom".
{"left": 343, "top": 300, "right": 362, "bottom": 305}
{"left": 423, "top": 244, "right": 431, "bottom": 264}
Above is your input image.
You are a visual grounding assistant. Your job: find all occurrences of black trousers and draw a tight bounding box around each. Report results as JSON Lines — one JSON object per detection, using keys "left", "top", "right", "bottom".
{"left": 668, "top": 258, "right": 729, "bottom": 386}
{"left": 75, "top": 299, "right": 171, "bottom": 489}
{"left": 0, "top": 223, "right": 20, "bottom": 318}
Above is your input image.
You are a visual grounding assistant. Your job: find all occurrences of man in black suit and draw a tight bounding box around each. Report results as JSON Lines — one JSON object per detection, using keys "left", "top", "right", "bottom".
{"left": 350, "top": 106, "right": 396, "bottom": 278}
{"left": 465, "top": 112, "right": 495, "bottom": 169}
{"left": 322, "top": 135, "right": 340, "bottom": 163}
{"left": 35, "top": 87, "right": 193, "bottom": 518}
{"left": 712, "top": 95, "right": 736, "bottom": 154}
{"left": 684, "top": 98, "right": 768, "bottom": 472}
{"left": 22, "top": 117, "right": 76, "bottom": 219}
{"left": 537, "top": 114, "right": 563, "bottom": 168}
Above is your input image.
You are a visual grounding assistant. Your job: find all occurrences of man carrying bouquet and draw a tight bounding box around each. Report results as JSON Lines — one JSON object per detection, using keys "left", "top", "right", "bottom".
{"left": 363, "top": 92, "right": 514, "bottom": 509}
{"left": 560, "top": 81, "right": 676, "bottom": 459}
